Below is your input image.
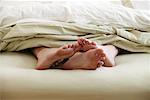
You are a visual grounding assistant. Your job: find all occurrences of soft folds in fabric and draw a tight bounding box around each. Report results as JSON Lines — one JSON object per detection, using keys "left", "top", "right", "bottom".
{"left": 0, "top": 21, "right": 150, "bottom": 52}
{"left": 0, "top": 1, "right": 150, "bottom": 52}
{"left": 0, "top": 1, "right": 150, "bottom": 31}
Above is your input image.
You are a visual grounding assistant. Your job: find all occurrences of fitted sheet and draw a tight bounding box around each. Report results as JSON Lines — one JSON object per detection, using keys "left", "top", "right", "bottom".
{"left": 0, "top": 52, "right": 150, "bottom": 100}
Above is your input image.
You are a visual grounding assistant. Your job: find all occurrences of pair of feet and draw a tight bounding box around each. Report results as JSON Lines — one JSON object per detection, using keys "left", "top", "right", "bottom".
{"left": 33, "top": 38, "right": 118, "bottom": 70}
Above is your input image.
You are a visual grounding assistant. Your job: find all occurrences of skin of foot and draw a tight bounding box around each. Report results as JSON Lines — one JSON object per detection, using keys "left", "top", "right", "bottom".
{"left": 77, "top": 38, "right": 118, "bottom": 67}
{"left": 62, "top": 48, "right": 106, "bottom": 70}
{"left": 33, "top": 42, "right": 81, "bottom": 70}
{"left": 77, "top": 38, "right": 97, "bottom": 51}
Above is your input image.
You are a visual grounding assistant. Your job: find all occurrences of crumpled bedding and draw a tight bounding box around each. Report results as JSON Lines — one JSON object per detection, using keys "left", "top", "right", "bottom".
{"left": 0, "top": 19, "right": 150, "bottom": 52}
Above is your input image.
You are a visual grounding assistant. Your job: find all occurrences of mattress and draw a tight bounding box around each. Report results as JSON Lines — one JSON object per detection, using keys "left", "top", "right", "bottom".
{"left": 0, "top": 52, "right": 150, "bottom": 100}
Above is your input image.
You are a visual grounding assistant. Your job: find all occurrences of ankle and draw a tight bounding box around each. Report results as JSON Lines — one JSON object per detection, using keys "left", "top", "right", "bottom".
{"left": 33, "top": 47, "right": 46, "bottom": 57}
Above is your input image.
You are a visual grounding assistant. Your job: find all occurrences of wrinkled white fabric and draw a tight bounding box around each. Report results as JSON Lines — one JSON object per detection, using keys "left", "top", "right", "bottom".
{"left": 0, "top": 1, "right": 150, "bottom": 31}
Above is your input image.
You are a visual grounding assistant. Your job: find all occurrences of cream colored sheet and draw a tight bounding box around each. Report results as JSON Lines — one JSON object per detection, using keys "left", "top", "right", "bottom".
{"left": 0, "top": 20, "right": 150, "bottom": 52}
{"left": 0, "top": 52, "right": 150, "bottom": 100}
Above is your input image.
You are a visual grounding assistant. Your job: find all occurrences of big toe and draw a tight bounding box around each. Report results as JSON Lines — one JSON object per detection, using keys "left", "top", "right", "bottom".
{"left": 94, "top": 49, "right": 106, "bottom": 61}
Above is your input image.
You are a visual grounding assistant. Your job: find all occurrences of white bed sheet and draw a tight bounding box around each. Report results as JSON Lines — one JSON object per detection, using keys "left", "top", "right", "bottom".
{"left": 0, "top": 52, "right": 150, "bottom": 100}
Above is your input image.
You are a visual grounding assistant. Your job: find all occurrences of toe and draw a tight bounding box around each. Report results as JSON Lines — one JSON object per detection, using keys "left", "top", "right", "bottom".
{"left": 91, "top": 41, "right": 96, "bottom": 45}
{"left": 77, "top": 38, "right": 83, "bottom": 45}
{"left": 97, "top": 61, "right": 104, "bottom": 67}
{"left": 85, "top": 40, "right": 89, "bottom": 44}
{"left": 68, "top": 44, "right": 72, "bottom": 48}
{"left": 80, "top": 38, "right": 86, "bottom": 44}
{"left": 100, "top": 56, "right": 106, "bottom": 61}
{"left": 89, "top": 41, "right": 92, "bottom": 45}
{"left": 94, "top": 49, "right": 105, "bottom": 61}
{"left": 100, "top": 53, "right": 106, "bottom": 60}
{"left": 71, "top": 44, "right": 74, "bottom": 48}
{"left": 83, "top": 40, "right": 86, "bottom": 45}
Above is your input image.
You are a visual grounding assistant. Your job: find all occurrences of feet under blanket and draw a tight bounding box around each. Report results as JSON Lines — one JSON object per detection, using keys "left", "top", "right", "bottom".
{"left": 0, "top": 20, "right": 150, "bottom": 53}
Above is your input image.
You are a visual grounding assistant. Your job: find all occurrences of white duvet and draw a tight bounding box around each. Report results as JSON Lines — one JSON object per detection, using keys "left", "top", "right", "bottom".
{"left": 0, "top": 1, "right": 150, "bottom": 31}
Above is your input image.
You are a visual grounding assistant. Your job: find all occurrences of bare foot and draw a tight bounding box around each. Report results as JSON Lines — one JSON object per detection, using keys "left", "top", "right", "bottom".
{"left": 33, "top": 42, "right": 81, "bottom": 70}
{"left": 98, "top": 45, "right": 118, "bottom": 67}
{"left": 78, "top": 38, "right": 118, "bottom": 67}
{"left": 62, "top": 48, "right": 106, "bottom": 70}
{"left": 77, "top": 38, "right": 97, "bottom": 51}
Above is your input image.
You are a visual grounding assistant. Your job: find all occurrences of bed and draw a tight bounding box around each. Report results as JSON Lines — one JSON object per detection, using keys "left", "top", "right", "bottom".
{"left": 0, "top": 52, "right": 150, "bottom": 100}
{"left": 0, "top": 0, "right": 150, "bottom": 100}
